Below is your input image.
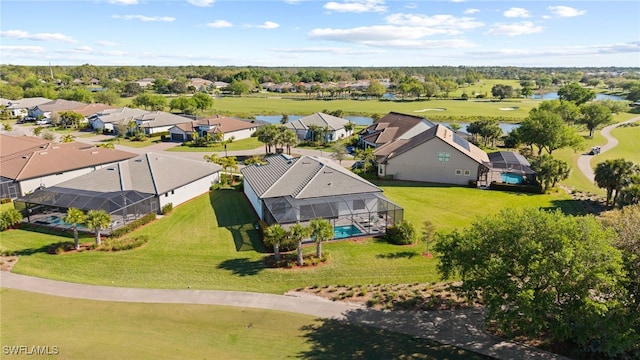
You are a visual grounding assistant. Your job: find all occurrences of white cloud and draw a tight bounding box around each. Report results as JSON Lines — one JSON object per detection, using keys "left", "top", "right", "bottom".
{"left": 96, "top": 40, "right": 118, "bottom": 47}
{"left": 450, "top": 0, "right": 466, "bottom": 3}
{"left": 271, "top": 46, "right": 384, "bottom": 55}
{"left": 256, "top": 21, "right": 280, "bottom": 29}
{"left": 324, "top": 0, "right": 387, "bottom": 13}
{"left": 187, "top": 0, "right": 215, "bottom": 7}
{"left": 404, "top": 3, "right": 417, "bottom": 9}
{"left": 72, "top": 46, "right": 93, "bottom": 53}
{"left": 0, "top": 30, "right": 77, "bottom": 43}
{"left": 468, "top": 41, "right": 640, "bottom": 58}
{"left": 111, "top": 14, "right": 175, "bottom": 22}
{"left": 547, "top": 6, "right": 586, "bottom": 18}
{"left": 108, "top": 0, "right": 138, "bottom": 5}
{"left": 504, "top": 7, "right": 531, "bottom": 18}
{"left": 206, "top": 20, "right": 233, "bottom": 28}
{"left": 385, "top": 13, "right": 484, "bottom": 34}
{"left": 464, "top": 8, "right": 480, "bottom": 15}
{"left": 0, "top": 45, "right": 46, "bottom": 53}
{"left": 308, "top": 26, "right": 475, "bottom": 48}
{"left": 485, "top": 22, "right": 543, "bottom": 36}
{"left": 283, "top": 0, "right": 302, "bottom": 3}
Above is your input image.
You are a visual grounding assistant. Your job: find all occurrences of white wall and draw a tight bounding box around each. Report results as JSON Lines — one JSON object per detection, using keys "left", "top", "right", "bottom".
{"left": 224, "top": 127, "right": 256, "bottom": 141}
{"left": 158, "top": 173, "right": 219, "bottom": 209}
{"left": 243, "top": 179, "right": 263, "bottom": 220}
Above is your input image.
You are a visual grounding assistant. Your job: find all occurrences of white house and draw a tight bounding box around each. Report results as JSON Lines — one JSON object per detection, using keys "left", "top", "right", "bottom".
{"left": 4, "top": 97, "right": 51, "bottom": 118}
{"left": 284, "top": 112, "right": 353, "bottom": 142}
{"left": 88, "top": 107, "right": 150, "bottom": 133}
{"left": 134, "top": 111, "right": 193, "bottom": 135}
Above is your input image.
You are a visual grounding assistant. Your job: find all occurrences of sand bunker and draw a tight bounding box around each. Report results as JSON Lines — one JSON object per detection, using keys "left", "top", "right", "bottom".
{"left": 499, "top": 107, "right": 519, "bottom": 111}
{"left": 414, "top": 108, "right": 446, "bottom": 112}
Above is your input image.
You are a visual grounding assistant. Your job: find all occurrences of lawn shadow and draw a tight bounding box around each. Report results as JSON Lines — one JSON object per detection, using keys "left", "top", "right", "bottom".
{"left": 298, "top": 309, "right": 491, "bottom": 360}
{"left": 372, "top": 180, "right": 459, "bottom": 189}
{"left": 544, "top": 198, "right": 605, "bottom": 216}
{"left": 209, "top": 190, "right": 265, "bottom": 253}
{"left": 10, "top": 243, "right": 52, "bottom": 256}
{"left": 216, "top": 257, "right": 265, "bottom": 276}
{"left": 375, "top": 251, "right": 419, "bottom": 260}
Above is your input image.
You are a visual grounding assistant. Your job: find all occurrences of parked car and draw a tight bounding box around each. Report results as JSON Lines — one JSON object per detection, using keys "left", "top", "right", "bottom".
{"left": 19, "top": 116, "right": 36, "bottom": 123}
{"left": 36, "top": 118, "right": 51, "bottom": 125}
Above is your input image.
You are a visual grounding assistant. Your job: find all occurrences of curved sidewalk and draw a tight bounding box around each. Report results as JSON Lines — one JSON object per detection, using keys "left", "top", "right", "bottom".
{"left": 576, "top": 116, "right": 639, "bottom": 183}
{"left": 1, "top": 272, "right": 568, "bottom": 360}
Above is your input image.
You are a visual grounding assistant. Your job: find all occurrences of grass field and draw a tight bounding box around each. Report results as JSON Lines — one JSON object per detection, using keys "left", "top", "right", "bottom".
{"left": 591, "top": 122, "right": 640, "bottom": 165}
{"left": 1, "top": 288, "right": 488, "bottom": 360}
{"left": 166, "top": 137, "right": 263, "bottom": 153}
{"left": 1, "top": 184, "right": 579, "bottom": 293}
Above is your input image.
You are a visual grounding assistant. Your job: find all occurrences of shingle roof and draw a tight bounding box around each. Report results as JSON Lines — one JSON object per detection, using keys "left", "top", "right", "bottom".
{"left": 360, "top": 112, "right": 434, "bottom": 147}
{"left": 0, "top": 135, "right": 137, "bottom": 181}
{"left": 375, "top": 124, "right": 489, "bottom": 165}
{"left": 284, "top": 112, "right": 349, "bottom": 131}
{"left": 241, "top": 154, "right": 382, "bottom": 200}
{"left": 53, "top": 152, "right": 222, "bottom": 195}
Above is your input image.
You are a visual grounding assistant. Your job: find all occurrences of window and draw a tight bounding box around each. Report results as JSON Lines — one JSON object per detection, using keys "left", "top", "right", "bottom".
{"left": 171, "top": 190, "right": 175, "bottom": 195}
{"left": 464, "top": 170, "right": 471, "bottom": 176}
{"left": 437, "top": 152, "right": 451, "bottom": 162}
{"left": 165, "top": 193, "right": 169, "bottom": 197}
{"left": 455, "top": 169, "right": 462, "bottom": 176}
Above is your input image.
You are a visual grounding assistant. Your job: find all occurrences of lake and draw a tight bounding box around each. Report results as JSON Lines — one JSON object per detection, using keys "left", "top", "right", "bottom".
{"left": 531, "top": 92, "right": 624, "bottom": 101}
{"left": 254, "top": 115, "right": 520, "bottom": 134}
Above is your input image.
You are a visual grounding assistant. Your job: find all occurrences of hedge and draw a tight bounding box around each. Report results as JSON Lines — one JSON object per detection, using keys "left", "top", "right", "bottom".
{"left": 110, "top": 212, "right": 157, "bottom": 238}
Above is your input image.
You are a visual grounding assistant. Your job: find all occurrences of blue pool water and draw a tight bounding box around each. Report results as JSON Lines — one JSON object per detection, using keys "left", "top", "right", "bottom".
{"left": 40, "top": 215, "right": 87, "bottom": 228}
{"left": 334, "top": 225, "right": 363, "bottom": 239}
{"left": 501, "top": 173, "right": 524, "bottom": 184}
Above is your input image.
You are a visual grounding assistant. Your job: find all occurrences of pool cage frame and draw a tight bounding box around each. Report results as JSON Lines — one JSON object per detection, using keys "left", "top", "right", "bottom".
{"left": 14, "top": 187, "right": 158, "bottom": 234}
{"left": 262, "top": 192, "right": 403, "bottom": 241}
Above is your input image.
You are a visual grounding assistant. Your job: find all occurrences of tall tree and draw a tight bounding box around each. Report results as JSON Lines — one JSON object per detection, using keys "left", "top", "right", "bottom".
{"left": 516, "top": 107, "right": 584, "bottom": 155}
{"left": 558, "top": 82, "right": 596, "bottom": 105}
{"left": 191, "top": 92, "right": 214, "bottom": 112}
{"left": 331, "top": 142, "right": 348, "bottom": 165}
{"left": 310, "top": 218, "right": 333, "bottom": 259}
{"left": 85, "top": 209, "right": 111, "bottom": 245}
{"left": 64, "top": 208, "right": 86, "bottom": 250}
{"left": 491, "top": 84, "right": 514, "bottom": 100}
{"left": 354, "top": 147, "right": 376, "bottom": 174}
{"left": 289, "top": 223, "right": 312, "bottom": 266}
{"left": 579, "top": 102, "right": 613, "bottom": 137}
{"left": 263, "top": 224, "right": 288, "bottom": 262}
{"left": 594, "top": 159, "right": 638, "bottom": 207}
{"left": 530, "top": 155, "right": 571, "bottom": 191}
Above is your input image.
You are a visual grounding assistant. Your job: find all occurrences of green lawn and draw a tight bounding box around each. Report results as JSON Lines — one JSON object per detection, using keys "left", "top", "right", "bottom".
{"left": 1, "top": 185, "right": 581, "bottom": 293}
{"left": 591, "top": 123, "right": 640, "bottom": 164}
{"left": 1, "top": 289, "right": 487, "bottom": 360}
{"left": 166, "top": 137, "right": 263, "bottom": 153}
{"left": 98, "top": 137, "right": 160, "bottom": 148}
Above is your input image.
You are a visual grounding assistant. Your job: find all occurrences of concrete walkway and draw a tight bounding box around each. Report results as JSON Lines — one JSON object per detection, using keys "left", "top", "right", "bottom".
{"left": 0, "top": 272, "right": 569, "bottom": 360}
{"left": 576, "top": 116, "right": 639, "bottom": 183}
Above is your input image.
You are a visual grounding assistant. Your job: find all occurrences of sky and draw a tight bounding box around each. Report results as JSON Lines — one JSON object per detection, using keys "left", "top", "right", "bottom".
{"left": 1, "top": 0, "right": 639, "bottom": 68}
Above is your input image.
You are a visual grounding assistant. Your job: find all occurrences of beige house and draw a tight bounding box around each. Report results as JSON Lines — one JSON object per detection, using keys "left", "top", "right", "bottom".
{"left": 375, "top": 124, "right": 490, "bottom": 186}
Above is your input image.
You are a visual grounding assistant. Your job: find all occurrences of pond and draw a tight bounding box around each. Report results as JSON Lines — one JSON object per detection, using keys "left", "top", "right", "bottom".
{"left": 530, "top": 92, "right": 624, "bottom": 101}
{"left": 255, "top": 115, "right": 520, "bottom": 134}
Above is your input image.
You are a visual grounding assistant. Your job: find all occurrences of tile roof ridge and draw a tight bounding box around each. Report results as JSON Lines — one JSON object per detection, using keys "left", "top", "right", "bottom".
{"left": 142, "top": 153, "right": 159, "bottom": 195}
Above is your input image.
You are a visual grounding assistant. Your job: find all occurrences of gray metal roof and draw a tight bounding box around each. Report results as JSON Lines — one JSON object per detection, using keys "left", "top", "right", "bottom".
{"left": 241, "top": 154, "right": 382, "bottom": 200}
{"left": 284, "top": 112, "right": 349, "bottom": 131}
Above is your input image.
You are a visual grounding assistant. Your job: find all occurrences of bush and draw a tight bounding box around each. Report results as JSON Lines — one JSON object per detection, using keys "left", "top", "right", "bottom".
{"left": 0, "top": 208, "right": 22, "bottom": 231}
{"left": 489, "top": 182, "right": 543, "bottom": 194}
{"left": 97, "top": 235, "right": 150, "bottom": 251}
{"left": 46, "top": 241, "right": 75, "bottom": 255}
{"left": 0, "top": 198, "right": 12, "bottom": 204}
{"left": 110, "top": 213, "right": 156, "bottom": 238}
{"left": 385, "top": 220, "right": 416, "bottom": 245}
{"left": 161, "top": 203, "right": 173, "bottom": 215}
{"left": 149, "top": 131, "right": 169, "bottom": 138}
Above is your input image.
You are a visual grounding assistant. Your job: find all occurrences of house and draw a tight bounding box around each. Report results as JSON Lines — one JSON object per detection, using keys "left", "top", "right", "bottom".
{"left": 69, "top": 103, "right": 114, "bottom": 125}
{"left": 135, "top": 78, "right": 155, "bottom": 88}
{"left": 486, "top": 151, "right": 536, "bottom": 185}
{"left": 284, "top": 112, "right": 353, "bottom": 142}
{"left": 5, "top": 97, "right": 51, "bottom": 118}
{"left": 374, "top": 124, "right": 490, "bottom": 186}
{"left": 134, "top": 111, "right": 193, "bottom": 135}
{"left": 15, "top": 152, "right": 222, "bottom": 230}
{"left": 188, "top": 78, "right": 213, "bottom": 91}
{"left": 0, "top": 134, "right": 137, "bottom": 199}
{"left": 88, "top": 107, "right": 150, "bottom": 133}
{"left": 29, "top": 99, "right": 86, "bottom": 119}
{"left": 359, "top": 112, "right": 434, "bottom": 148}
{"left": 168, "top": 115, "right": 259, "bottom": 142}
{"left": 241, "top": 154, "right": 403, "bottom": 239}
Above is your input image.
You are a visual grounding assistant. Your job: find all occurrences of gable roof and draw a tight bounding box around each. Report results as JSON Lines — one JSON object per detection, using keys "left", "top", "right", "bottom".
{"left": 375, "top": 124, "right": 489, "bottom": 165}
{"left": 0, "top": 135, "right": 137, "bottom": 181}
{"left": 90, "top": 107, "right": 150, "bottom": 125}
{"left": 241, "top": 154, "right": 382, "bottom": 200}
{"left": 49, "top": 152, "right": 222, "bottom": 195}
{"left": 360, "top": 112, "right": 434, "bottom": 147}
{"left": 135, "top": 111, "right": 192, "bottom": 128}
{"left": 6, "top": 97, "right": 52, "bottom": 110}
{"left": 171, "top": 115, "right": 257, "bottom": 134}
{"left": 284, "top": 112, "right": 349, "bottom": 131}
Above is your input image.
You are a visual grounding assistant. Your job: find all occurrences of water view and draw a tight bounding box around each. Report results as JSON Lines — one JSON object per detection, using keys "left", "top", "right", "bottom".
{"left": 530, "top": 92, "right": 624, "bottom": 101}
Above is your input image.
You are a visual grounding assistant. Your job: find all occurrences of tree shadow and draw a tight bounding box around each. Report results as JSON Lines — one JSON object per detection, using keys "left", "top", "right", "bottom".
{"left": 10, "top": 243, "right": 53, "bottom": 256}
{"left": 542, "top": 199, "right": 604, "bottom": 216}
{"left": 216, "top": 257, "right": 265, "bottom": 276}
{"left": 209, "top": 190, "right": 264, "bottom": 253}
{"left": 375, "top": 251, "right": 419, "bottom": 260}
{"left": 298, "top": 312, "right": 491, "bottom": 360}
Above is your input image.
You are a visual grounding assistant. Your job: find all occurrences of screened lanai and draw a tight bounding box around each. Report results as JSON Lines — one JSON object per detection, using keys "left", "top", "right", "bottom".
{"left": 15, "top": 187, "right": 158, "bottom": 233}
{"left": 263, "top": 192, "right": 403, "bottom": 240}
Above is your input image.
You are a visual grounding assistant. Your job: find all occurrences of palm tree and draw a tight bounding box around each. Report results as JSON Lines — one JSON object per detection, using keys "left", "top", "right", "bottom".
{"left": 289, "top": 223, "right": 312, "bottom": 266}
{"left": 310, "top": 218, "right": 333, "bottom": 259}
{"left": 280, "top": 129, "right": 298, "bottom": 155}
{"left": 60, "top": 134, "right": 75, "bottom": 143}
{"left": 85, "top": 209, "right": 111, "bottom": 246}
{"left": 203, "top": 153, "right": 220, "bottom": 164}
{"left": 354, "top": 148, "right": 376, "bottom": 174}
{"left": 594, "top": 159, "right": 637, "bottom": 207}
{"left": 344, "top": 121, "right": 355, "bottom": 135}
{"left": 263, "top": 224, "right": 287, "bottom": 262}
{"left": 220, "top": 156, "right": 238, "bottom": 185}
{"left": 64, "top": 208, "right": 86, "bottom": 250}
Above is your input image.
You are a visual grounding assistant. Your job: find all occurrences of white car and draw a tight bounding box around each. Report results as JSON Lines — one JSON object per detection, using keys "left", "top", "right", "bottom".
{"left": 36, "top": 118, "right": 51, "bottom": 125}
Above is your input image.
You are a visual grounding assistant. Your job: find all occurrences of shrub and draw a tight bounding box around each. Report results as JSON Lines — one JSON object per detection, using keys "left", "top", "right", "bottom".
{"left": 161, "top": 203, "right": 173, "bottom": 215}
{"left": 97, "top": 235, "right": 150, "bottom": 251}
{"left": 110, "top": 213, "right": 156, "bottom": 238}
{"left": 0, "top": 198, "right": 12, "bottom": 204}
{"left": 0, "top": 208, "right": 23, "bottom": 231}
{"left": 384, "top": 220, "right": 416, "bottom": 245}
{"left": 46, "top": 241, "right": 75, "bottom": 254}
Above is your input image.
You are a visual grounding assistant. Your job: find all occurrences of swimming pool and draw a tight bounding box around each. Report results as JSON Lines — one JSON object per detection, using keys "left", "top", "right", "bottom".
{"left": 40, "top": 215, "right": 87, "bottom": 228}
{"left": 501, "top": 173, "right": 524, "bottom": 184}
{"left": 334, "top": 225, "right": 363, "bottom": 239}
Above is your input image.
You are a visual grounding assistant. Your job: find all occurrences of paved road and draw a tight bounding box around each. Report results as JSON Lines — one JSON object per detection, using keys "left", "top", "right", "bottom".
{"left": 576, "top": 116, "right": 639, "bottom": 183}
{"left": 1, "top": 272, "right": 568, "bottom": 360}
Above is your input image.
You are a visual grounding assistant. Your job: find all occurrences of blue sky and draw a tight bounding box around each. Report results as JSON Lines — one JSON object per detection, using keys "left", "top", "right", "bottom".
{"left": 1, "top": 0, "right": 639, "bottom": 67}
